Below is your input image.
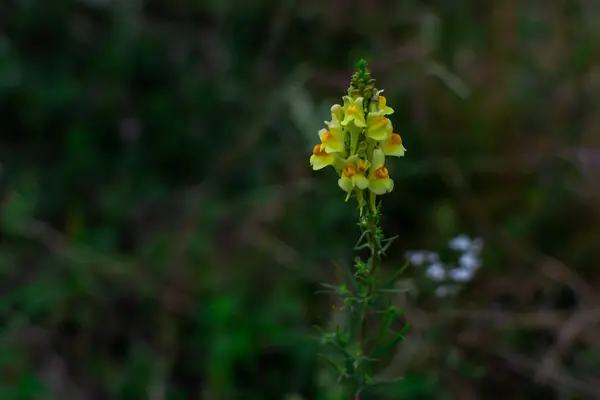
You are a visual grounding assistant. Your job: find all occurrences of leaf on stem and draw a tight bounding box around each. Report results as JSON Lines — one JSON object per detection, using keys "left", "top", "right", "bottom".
{"left": 379, "top": 234, "right": 399, "bottom": 256}
{"left": 319, "top": 354, "right": 349, "bottom": 381}
{"left": 369, "top": 324, "right": 409, "bottom": 359}
{"left": 333, "top": 260, "right": 359, "bottom": 293}
{"left": 388, "top": 260, "right": 410, "bottom": 285}
{"left": 354, "top": 230, "right": 368, "bottom": 248}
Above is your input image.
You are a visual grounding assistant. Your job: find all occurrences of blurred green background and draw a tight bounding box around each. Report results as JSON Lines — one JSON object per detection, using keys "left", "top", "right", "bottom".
{"left": 2, "top": 0, "right": 600, "bottom": 399}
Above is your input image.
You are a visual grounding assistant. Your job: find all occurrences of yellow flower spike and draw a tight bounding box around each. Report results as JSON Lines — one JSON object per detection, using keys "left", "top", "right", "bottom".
{"left": 378, "top": 95, "right": 394, "bottom": 115}
{"left": 318, "top": 127, "right": 344, "bottom": 154}
{"left": 341, "top": 96, "right": 366, "bottom": 128}
{"left": 309, "top": 60, "right": 406, "bottom": 215}
{"left": 338, "top": 156, "right": 370, "bottom": 199}
{"left": 309, "top": 144, "right": 335, "bottom": 170}
{"left": 368, "top": 149, "right": 394, "bottom": 195}
{"left": 366, "top": 113, "right": 392, "bottom": 141}
{"left": 382, "top": 133, "right": 407, "bottom": 157}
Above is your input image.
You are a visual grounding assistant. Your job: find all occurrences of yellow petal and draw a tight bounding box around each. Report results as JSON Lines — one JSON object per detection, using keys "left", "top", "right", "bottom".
{"left": 369, "top": 178, "right": 394, "bottom": 195}
{"left": 385, "top": 144, "right": 406, "bottom": 157}
{"left": 318, "top": 128, "right": 327, "bottom": 140}
{"left": 338, "top": 176, "right": 353, "bottom": 193}
{"left": 378, "top": 96, "right": 394, "bottom": 115}
{"left": 366, "top": 113, "right": 392, "bottom": 141}
{"left": 310, "top": 153, "right": 335, "bottom": 170}
{"left": 342, "top": 96, "right": 366, "bottom": 127}
{"left": 382, "top": 134, "right": 406, "bottom": 157}
{"left": 319, "top": 128, "right": 344, "bottom": 153}
{"left": 371, "top": 149, "right": 386, "bottom": 170}
{"left": 331, "top": 104, "right": 344, "bottom": 122}
{"left": 354, "top": 174, "right": 369, "bottom": 190}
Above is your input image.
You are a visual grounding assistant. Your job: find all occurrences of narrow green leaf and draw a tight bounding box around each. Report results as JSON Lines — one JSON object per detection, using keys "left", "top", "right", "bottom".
{"left": 389, "top": 260, "right": 410, "bottom": 285}
{"left": 354, "top": 231, "right": 368, "bottom": 248}
{"left": 369, "top": 325, "right": 409, "bottom": 359}
{"left": 319, "top": 354, "right": 345, "bottom": 374}
{"left": 354, "top": 243, "right": 370, "bottom": 251}
{"left": 333, "top": 260, "right": 359, "bottom": 293}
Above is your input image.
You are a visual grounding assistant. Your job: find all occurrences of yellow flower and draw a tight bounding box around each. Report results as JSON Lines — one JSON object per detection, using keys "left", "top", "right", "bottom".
{"left": 382, "top": 133, "right": 406, "bottom": 157}
{"left": 366, "top": 113, "right": 392, "bottom": 141}
{"left": 368, "top": 149, "right": 394, "bottom": 195}
{"left": 310, "top": 144, "right": 335, "bottom": 170}
{"left": 318, "top": 127, "right": 344, "bottom": 153}
{"left": 378, "top": 95, "right": 394, "bottom": 115}
{"left": 338, "top": 156, "right": 370, "bottom": 199}
{"left": 341, "top": 96, "right": 366, "bottom": 128}
{"left": 309, "top": 60, "right": 406, "bottom": 213}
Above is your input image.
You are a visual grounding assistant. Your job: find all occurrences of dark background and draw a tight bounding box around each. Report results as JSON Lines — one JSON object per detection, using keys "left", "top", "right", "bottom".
{"left": 1, "top": 0, "right": 600, "bottom": 399}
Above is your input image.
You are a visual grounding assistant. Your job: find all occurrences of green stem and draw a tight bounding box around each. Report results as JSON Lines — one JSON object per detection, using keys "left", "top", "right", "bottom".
{"left": 359, "top": 210, "right": 381, "bottom": 340}
{"left": 355, "top": 208, "right": 382, "bottom": 398}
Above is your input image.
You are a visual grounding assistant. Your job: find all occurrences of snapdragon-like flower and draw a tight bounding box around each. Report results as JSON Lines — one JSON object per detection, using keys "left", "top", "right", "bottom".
{"left": 338, "top": 156, "right": 370, "bottom": 198}
{"left": 366, "top": 113, "right": 392, "bottom": 141}
{"left": 310, "top": 144, "right": 335, "bottom": 170}
{"left": 382, "top": 133, "right": 406, "bottom": 157}
{"left": 318, "top": 127, "right": 344, "bottom": 154}
{"left": 377, "top": 94, "right": 394, "bottom": 115}
{"left": 309, "top": 60, "right": 407, "bottom": 213}
{"left": 341, "top": 96, "right": 366, "bottom": 128}
{"left": 368, "top": 149, "right": 394, "bottom": 195}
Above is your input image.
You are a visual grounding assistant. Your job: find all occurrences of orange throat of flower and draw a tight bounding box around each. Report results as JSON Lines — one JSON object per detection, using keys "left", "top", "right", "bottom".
{"left": 322, "top": 131, "right": 335, "bottom": 142}
{"left": 357, "top": 160, "right": 368, "bottom": 174}
{"left": 388, "top": 133, "right": 402, "bottom": 146}
{"left": 375, "top": 167, "right": 389, "bottom": 179}
{"left": 313, "top": 144, "right": 328, "bottom": 156}
{"left": 343, "top": 165, "right": 357, "bottom": 177}
{"left": 376, "top": 116, "right": 388, "bottom": 128}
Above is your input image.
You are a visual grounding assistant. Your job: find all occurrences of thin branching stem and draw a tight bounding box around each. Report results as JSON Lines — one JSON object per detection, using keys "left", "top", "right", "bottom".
{"left": 359, "top": 209, "right": 382, "bottom": 341}
{"left": 354, "top": 208, "right": 384, "bottom": 398}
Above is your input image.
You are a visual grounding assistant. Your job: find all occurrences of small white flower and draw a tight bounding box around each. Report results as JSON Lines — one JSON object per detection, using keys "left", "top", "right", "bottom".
{"left": 449, "top": 234, "right": 471, "bottom": 251}
{"left": 406, "top": 251, "right": 425, "bottom": 265}
{"left": 449, "top": 267, "right": 474, "bottom": 282}
{"left": 406, "top": 250, "right": 440, "bottom": 265}
{"left": 459, "top": 252, "right": 480, "bottom": 270}
{"left": 435, "top": 286, "right": 450, "bottom": 297}
{"left": 425, "top": 262, "right": 446, "bottom": 281}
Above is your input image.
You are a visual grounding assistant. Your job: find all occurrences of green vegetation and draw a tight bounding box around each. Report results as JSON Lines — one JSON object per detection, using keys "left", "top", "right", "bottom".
{"left": 1, "top": 1, "right": 599, "bottom": 399}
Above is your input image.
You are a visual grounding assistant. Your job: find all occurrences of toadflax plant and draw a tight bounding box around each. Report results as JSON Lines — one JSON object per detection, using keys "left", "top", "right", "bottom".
{"left": 311, "top": 60, "right": 409, "bottom": 398}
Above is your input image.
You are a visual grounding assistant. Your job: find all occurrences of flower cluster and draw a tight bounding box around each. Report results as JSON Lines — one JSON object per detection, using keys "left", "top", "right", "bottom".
{"left": 310, "top": 61, "right": 406, "bottom": 214}
{"left": 406, "top": 234, "right": 484, "bottom": 298}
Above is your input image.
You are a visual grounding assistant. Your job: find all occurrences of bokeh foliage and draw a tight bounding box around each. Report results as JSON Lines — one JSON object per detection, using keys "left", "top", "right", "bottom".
{"left": 1, "top": 0, "right": 600, "bottom": 399}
